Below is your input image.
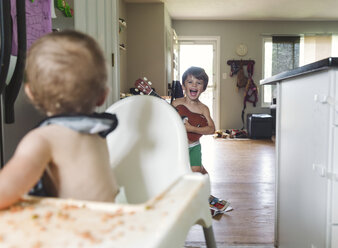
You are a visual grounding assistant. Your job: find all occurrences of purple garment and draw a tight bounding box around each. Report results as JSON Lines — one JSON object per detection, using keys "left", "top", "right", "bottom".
{"left": 11, "top": 0, "right": 52, "bottom": 56}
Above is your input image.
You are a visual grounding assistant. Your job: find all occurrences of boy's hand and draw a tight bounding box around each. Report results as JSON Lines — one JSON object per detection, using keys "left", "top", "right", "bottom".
{"left": 184, "top": 120, "right": 195, "bottom": 132}
{"left": 182, "top": 117, "right": 193, "bottom": 131}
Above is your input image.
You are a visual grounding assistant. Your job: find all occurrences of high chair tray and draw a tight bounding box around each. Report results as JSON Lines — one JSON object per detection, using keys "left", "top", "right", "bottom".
{"left": 0, "top": 174, "right": 210, "bottom": 248}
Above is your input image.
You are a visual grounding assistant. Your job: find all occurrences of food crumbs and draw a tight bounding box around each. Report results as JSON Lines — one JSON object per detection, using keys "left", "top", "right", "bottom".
{"left": 100, "top": 228, "right": 113, "bottom": 234}
{"left": 6, "top": 220, "right": 15, "bottom": 226}
{"left": 139, "top": 226, "right": 146, "bottom": 231}
{"left": 115, "top": 208, "right": 124, "bottom": 216}
{"left": 78, "top": 231, "right": 101, "bottom": 243}
{"left": 145, "top": 205, "right": 153, "bottom": 210}
{"left": 39, "top": 226, "right": 47, "bottom": 231}
{"left": 32, "top": 241, "right": 42, "bottom": 248}
{"left": 31, "top": 214, "right": 39, "bottom": 219}
{"left": 117, "top": 220, "right": 124, "bottom": 225}
{"left": 154, "top": 194, "right": 165, "bottom": 201}
{"left": 101, "top": 213, "right": 114, "bottom": 222}
{"left": 9, "top": 205, "right": 24, "bottom": 212}
{"left": 44, "top": 211, "right": 53, "bottom": 221}
{"left": 57, "top": 211, "right": 70, "bottom": 220}
{"left": 62, "top": 204, "right": 79, "bottom": 210}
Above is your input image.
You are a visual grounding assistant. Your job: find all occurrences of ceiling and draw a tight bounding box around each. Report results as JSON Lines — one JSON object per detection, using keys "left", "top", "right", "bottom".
{"left": 124, "top": 0, "right": 338, "bottom": 21}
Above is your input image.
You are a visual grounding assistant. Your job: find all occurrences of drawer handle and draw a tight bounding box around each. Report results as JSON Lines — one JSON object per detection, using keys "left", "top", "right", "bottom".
{"left": 314, "top": 94, "right": 338, "bottom": 109}
{"left": 312, "top": 164, "right": 327, "bottom": 177}
{"left": 312, "top": 164, "right": 338, "bottom": 180}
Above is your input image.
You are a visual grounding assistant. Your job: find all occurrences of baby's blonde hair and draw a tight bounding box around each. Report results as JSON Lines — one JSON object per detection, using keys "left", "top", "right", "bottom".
{"left": 25, "top": 30, "right": 108, "bottom": 115}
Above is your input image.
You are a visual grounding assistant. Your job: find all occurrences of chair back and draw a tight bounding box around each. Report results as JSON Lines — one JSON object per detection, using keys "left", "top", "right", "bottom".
{"left": 106, "top": 95, "right": 191, "bottom": 204}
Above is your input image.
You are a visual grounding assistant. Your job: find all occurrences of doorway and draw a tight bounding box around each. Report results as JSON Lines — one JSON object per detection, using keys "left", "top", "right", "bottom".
{"left": 178, "top": 37, "right": 220, "bottom": 129}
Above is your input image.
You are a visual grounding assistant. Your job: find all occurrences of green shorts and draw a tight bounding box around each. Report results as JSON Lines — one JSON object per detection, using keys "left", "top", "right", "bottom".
{"left": 189, "top": 143, "right": 202, "bottom": 167}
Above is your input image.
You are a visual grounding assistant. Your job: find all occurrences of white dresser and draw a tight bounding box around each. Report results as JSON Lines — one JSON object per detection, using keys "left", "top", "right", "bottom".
{"left": 261, "top": 58, "right": 338, "bottom": 248}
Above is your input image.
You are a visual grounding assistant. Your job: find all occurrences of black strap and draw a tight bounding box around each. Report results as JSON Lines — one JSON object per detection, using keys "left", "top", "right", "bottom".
{"left": 241, "top": 103, "right": 246, "bottom": 130}
{"left": 4, "top": 0, "right": 26, "bottom": 123}
{"left": 0, "top": 0, "right": 12, "bottom": 95}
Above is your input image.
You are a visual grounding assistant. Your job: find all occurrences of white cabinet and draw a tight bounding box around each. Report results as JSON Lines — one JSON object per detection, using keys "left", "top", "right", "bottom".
{"left": 172, "top": 28, "right": 179, "bottom": 82}
{"left": 333, "top": 131, "right": 338, "bottom": 226}
{"left": 332, "top": 226, "right": 338, "bottom": 248}
{"left": 261, "top": 58, "right": 338, "bottom": 248}
{"left": 74, "top": 0, "right": 120, "bottom": 107}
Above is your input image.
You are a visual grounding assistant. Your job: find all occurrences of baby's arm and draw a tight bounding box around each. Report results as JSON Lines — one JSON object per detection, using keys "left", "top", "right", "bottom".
{"left": 0, "top": 130, "right": 51, "bottom": 209}
{"left": 185, "top": 104, "right": 215, "bottom": 135}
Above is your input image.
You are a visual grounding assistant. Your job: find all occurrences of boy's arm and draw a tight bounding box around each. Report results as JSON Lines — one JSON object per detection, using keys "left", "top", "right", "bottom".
{"left": 0, "top": 130, "right": 51, "bottom": 209}
{"left": 185, "top": 105, "right": 215, "bottom": 135}
{"left": 171, "top": 98, "right": 180, "bottom": 108}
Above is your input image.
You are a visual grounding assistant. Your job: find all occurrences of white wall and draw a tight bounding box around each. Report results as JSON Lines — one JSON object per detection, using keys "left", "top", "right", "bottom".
{"left": 173, "top": 20, "right": 338, "bottom": 129}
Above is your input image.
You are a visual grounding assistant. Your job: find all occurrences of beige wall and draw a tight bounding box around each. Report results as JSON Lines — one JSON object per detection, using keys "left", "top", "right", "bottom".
{"left": 126, "top": 3, "right": 166, "bottom": 95}
{"left": 173, "top": 20, "right": 338, "bottom": 129}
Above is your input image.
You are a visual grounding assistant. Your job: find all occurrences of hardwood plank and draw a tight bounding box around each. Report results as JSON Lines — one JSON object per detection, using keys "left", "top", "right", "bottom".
{"left": 185, "top": 137, "right": 275, "bottom": 247}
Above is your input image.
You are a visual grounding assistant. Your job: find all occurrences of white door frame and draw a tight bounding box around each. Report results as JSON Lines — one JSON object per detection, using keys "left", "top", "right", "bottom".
{"left": 178, "top": 36, "right": 221, "bottom": 129}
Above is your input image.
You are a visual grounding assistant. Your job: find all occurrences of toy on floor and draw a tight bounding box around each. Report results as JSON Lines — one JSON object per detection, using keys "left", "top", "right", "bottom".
{"left": 214, "top": 129, "right": 248, "bottom": 139}
{"left": 209, "top": 195, "right": 232, "bottom": 217}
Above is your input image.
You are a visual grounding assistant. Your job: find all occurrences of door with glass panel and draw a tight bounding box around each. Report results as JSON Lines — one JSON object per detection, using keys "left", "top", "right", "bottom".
{"left": 178, "top": 38, "right": 219, "bottom": 128}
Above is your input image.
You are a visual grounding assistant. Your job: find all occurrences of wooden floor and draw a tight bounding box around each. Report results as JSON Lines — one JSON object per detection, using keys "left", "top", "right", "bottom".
{"left": 185, "top": 136, "right": 275, "bottom": 248}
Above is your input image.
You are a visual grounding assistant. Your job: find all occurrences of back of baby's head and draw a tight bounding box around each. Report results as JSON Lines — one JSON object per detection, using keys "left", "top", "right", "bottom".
{"left": 25, "top": 30, "right": 107, "bottom": 115}
{"left": 182, "top": 66, "right": 209, "bottom": 90}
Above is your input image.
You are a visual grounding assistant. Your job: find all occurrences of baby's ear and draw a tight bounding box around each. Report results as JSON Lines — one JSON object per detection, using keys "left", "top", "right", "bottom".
{"left": 24, "top": 83, "right": 35, "bottom": 102}
{"left": 96, "top": 88, "right": 109, "bottom": 106}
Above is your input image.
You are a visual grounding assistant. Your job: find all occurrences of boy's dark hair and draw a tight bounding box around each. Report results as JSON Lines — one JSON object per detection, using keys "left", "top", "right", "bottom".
{"left": 182, "top": 66, "right": 209, "bottom": 90}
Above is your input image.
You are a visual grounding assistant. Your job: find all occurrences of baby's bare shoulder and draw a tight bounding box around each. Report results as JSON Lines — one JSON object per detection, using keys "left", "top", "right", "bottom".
{"left": 21, "top": 126, "right": 51, "bottom": 144}
{"left": 33, "top": 125, "right": 67, "bottom": 140}
{"left": 13, "top": 126, "right": 52, "bottom": 158}
{"left": 31, "top": 125, "right": 80, "bottom": 148}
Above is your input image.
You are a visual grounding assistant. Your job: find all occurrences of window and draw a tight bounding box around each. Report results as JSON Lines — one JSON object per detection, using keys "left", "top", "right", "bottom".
{"left": 262, "top": 36, "right": 300, "bottom": 106}
{"left": 272, "top": 36, "right": 300, "bottom": 74}
{"left": 263, "top": 34, "right": 338, "bottom": 106}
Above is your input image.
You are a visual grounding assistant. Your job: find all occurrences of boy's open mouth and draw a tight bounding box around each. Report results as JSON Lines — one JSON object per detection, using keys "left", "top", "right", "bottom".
{"left": 190, "top": 89, "right": 198, "bottom": 97}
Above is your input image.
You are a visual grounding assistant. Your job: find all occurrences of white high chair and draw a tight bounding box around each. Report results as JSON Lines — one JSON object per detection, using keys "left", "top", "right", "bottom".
{"left": 106, "top": 95, "right": 216, "bottom": 248}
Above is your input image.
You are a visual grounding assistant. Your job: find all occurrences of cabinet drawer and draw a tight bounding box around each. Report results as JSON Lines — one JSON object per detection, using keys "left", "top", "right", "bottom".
{"left": 333, "top": 180, "right": 338, "bottom": 223}
{"left": 332, "top": 225, "right": 338, "bottom": 247}
{"left": 333, "top": 127, "right": 338, "bottom": 223}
